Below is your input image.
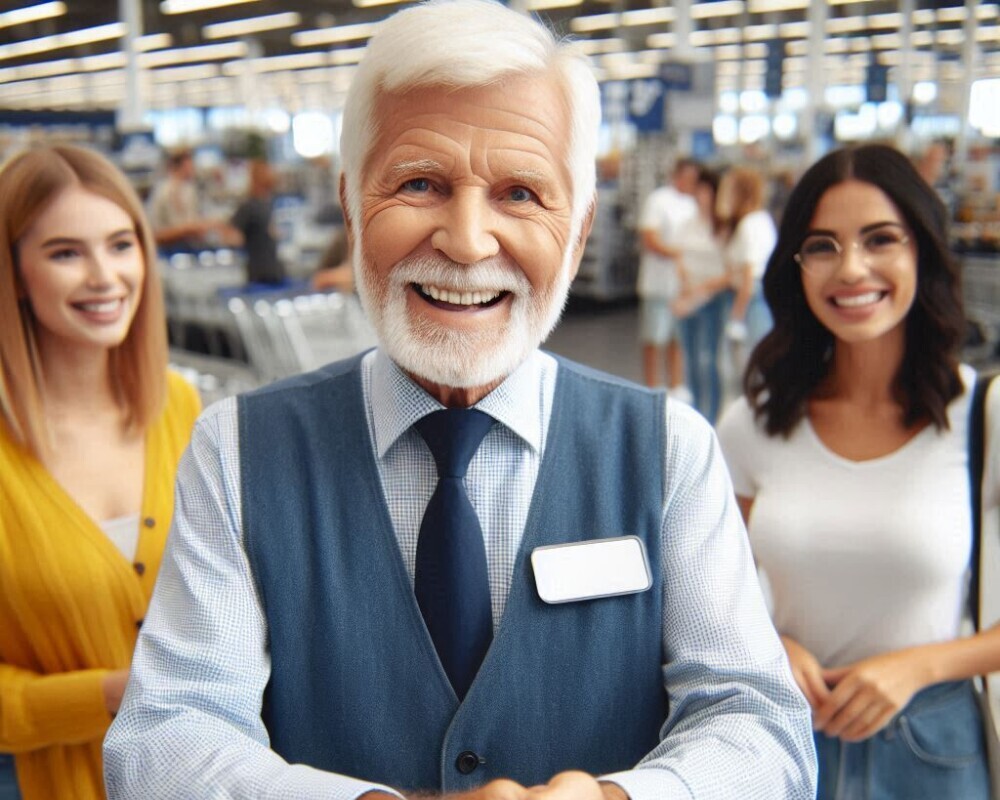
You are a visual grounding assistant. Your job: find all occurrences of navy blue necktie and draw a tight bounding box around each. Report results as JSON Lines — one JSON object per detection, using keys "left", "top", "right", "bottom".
{"left": 414, "top": 408, "right": 495, "bottom": 700}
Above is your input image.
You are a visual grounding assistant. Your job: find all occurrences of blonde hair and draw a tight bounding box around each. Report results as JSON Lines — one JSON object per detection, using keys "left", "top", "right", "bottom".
{"left": 718, "top": 166, "right": 766, "bottom": 230}
{"left": 0, "top": 144, "right": 167, "bottom": 458}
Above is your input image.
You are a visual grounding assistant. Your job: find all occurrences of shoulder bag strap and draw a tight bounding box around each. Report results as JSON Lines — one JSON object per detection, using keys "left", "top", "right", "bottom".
{"left": 971, "top": 373, "right": 996, "bottom": 633}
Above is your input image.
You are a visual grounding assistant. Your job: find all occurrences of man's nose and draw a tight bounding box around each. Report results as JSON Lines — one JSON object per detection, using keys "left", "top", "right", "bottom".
{"left": 430, "top": 188, "right": 500, "bottom": 265}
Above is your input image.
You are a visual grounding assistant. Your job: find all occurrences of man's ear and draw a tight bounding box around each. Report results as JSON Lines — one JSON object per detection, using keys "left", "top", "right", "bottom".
{"left": 339, "top": 173, "right": 354, "bottom": 242}
{"left": 566, "top": 194, "right": 597, "bottom": 282}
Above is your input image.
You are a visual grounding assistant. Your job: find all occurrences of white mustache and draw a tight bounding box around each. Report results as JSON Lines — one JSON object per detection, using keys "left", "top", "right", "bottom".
{"left": 387, "top": 254, "right": 530, "bottom": 295}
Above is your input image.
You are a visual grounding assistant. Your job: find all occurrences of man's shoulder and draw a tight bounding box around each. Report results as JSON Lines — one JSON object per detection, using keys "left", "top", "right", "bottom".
{"left": 240, "top": 351, "right": 370, "bottom": 406}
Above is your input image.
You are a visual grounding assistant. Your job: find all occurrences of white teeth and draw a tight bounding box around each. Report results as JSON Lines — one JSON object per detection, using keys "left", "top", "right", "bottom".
{"left": 833, "top": 292, "right": 882, "bottom": 308}
{"left": 77, "top": 300, "right": 121, "bottom": 313}
{"left": 419, "top": 284, "right": 502, "bottom": 306}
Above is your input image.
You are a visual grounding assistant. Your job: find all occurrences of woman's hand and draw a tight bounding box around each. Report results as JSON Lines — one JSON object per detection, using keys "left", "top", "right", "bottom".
{"left": 815, "top": 649, "right": 932, "bottom": 742}
{"left": 102, "top": 669, "right": 130, "bottom": 715}
{"left": 780, "top": 635, "right": 830, "bottom": 713}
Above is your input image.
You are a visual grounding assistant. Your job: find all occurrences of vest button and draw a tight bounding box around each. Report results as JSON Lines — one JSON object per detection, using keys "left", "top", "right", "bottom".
{"left": 455, "top": 751, "right": 482, "bottom": 775}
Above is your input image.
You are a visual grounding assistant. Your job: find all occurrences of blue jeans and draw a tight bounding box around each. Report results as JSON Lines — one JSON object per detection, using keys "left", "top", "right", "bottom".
{"left": 0, "top": 754, "right": 20, "bottom": 800}
{"left": 815, "top": 680, "right": 990, "bottom": 800}
{"left": 679, "top": 292, "right": 727, "bottom": 422}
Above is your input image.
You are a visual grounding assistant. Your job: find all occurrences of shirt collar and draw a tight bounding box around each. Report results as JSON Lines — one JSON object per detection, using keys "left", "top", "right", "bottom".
{"left": 370, "top": 348, "right": 545, "bottom": 458}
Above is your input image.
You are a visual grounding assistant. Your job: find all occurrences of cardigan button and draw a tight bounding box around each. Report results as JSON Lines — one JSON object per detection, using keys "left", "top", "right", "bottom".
{"left": 455, "top": 751, "right": 482, "bottom": 775}
{"left": 136, "top": 619, "right": 144, "bottom": 629}
{"left": 133, "top": 562, "right": 146, "bottom": 576}
{"left": 143, "top": 517, "right": 156, "bottom": 528}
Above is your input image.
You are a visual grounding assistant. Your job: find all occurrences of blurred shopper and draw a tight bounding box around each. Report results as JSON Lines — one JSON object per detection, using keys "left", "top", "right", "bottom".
{"left": 311, "top": 227, "right": 354, "bottom": 293}
{"left": 231, "top": 159, "right": 285, "bottom": 286}
{"left": 636, "top": 158, "right": 699, "bottom": 395}
{"left": 717, "top": 144, "right": 999, "bottom": 799}
{"left": 673, "top": 167, "right": 728, "bottom": 422}
{"left": 0, "top": 145, "right": 200, "bottom": 800}
{"left": 717, "top": 166, "right": 777, "bottom": 358}
{"left": 147, "top": 148, "right": 238, "bottom": 253}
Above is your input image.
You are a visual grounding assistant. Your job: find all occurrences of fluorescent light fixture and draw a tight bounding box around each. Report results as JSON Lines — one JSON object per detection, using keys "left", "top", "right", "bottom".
{"left": 572, "top": 37, "right": 624, "bottom": 55}
{"left": 203, "top": 12, "right": 300, "bottom": 39}
{"left": 779, "top": 21, "right": 809, "bottom": 38}
{"left": 329, "top": 45, "right": 367, "bottom": 65}
{"left": 161, "top": 0, "right": 261, "bottom": 14}
{"left": 871, "top": 33, "right": 901, "bottom": 48}
{"left": 713, "top": 27, "right": 741, "bottom": 44}
{"left": 850, "top": 37, "right": 872, "bottom": 51}
{"left": 645, "top": 32, "right": 676, "bottom": 48}
{"left": 691, "top": 1, "right": 743, "bottom": 19}
{"left": 744, "top": 24, "right": 777, "bottom": 40}
{"left": 605, "top": 63, "right": 657, "bottom": 80}
{"left": 82, "top": 52, "right": 126, "bottom": 70}
{"left": 869, "top": 13, "right": 901, "bottom": 29}
{"left": 141, "top": 41, "right": 246, "bottom": 67}
{"left": 0, "top": 2, "right": 65, "bottom": 30}
{"left": 621, "top": 7, "right": 675, "bottom": 26}
{"left": 223, "top": 51, "right": 325, "bottom": 75}
{"left": 785, "top": 40, "right": 807, "bottom": 56}
{"left": 0, "top": 22, "right": 124, "bottom": 62}
{"left": 936, "top": 28, "right": 964, "bottom": 46}
{"left": 292, "top": 22, "right": 381, "bottom": 46}
{"left": 912, "top": 9, "right": 935, "bottom": 25}
{"left": 748, "top": 0, "right": 807, "bottom": 13}
{"left": 978, "top": 26, "right": 1000, "bottom": 42}
{"left": 150, "top": 64, "right": 220, "bottom": 82}
{"left": 911, "top": 30, "right": 933, "bottom": 46}
{"left": 138, "top": 33, "right": 172, "bottom": 51}
{"left": 978, "top": 5, "right": 999, "bottom": 20}
{"left": 936, "top": 7, "right": 966, "bottom": 23}
{"left": 826, "top": 16, "right": 865, "bottom": 33}
{"left": 569, "top": 13, "right": 618, "bottom": 32}
{"left": 690, "top": 30, "right": 714, "bottom": 46}
{"left": 715, "top": 44, "right": 743, "bottom": 60}
{"left": 525, "top": 0, "right": 581, "bottom": 10}
{"left": 745, "top": 43, "right": 768, "bottom": 58}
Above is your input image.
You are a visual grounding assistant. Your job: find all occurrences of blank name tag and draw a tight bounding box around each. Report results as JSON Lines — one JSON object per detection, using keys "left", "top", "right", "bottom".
{"left": 531, "top": 536, "right": 652, "bottom": 604}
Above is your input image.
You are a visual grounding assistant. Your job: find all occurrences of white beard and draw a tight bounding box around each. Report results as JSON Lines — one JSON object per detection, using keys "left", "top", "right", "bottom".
{"left": 356, "top": 249, "right": 573, "bottom": 390}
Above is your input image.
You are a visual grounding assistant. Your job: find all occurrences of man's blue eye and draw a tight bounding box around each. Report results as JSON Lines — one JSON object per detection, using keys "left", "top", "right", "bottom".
{"left": 402, "top": 178, "right": 430, "bottom": 193}
{"left": 508, "top": 187, "right": 534, "bottom": 203}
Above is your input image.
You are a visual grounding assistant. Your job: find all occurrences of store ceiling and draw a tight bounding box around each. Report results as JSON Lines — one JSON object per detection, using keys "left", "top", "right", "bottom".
{"left": 0, "top": 0, "right": 998, "bottom": 110}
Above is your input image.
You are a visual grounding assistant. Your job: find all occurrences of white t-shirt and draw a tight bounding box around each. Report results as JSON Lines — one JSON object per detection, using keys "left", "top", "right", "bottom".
{"left": 636, "top": 185, "right": 698, "bottom": 299}
{"left": 676, "top": 213, "right": 725, "bottom": 285}
{"left": 716, "top": 365, "right": 984, "bottom": 667}
{"left": 101, "top": 513, "right": 140, "bottom": 561}
{"left": 725, "top": 209, "right": 777, "bottom": 281}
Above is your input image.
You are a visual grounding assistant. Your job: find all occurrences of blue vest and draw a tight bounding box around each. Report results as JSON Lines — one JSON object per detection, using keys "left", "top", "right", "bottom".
{"left": 239, "top": 354, "right": 667, "bottom": 792}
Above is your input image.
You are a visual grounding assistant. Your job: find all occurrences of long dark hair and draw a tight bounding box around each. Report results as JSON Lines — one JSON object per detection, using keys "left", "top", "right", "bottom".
{"left": 745, "top": 144, "right": 964, "bottom": 437}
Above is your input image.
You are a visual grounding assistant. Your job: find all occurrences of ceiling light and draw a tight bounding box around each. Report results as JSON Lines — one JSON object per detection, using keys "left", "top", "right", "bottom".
{"left": 150, "top": 64, "right": 220, "bottom": 82}
{"left": 292, "top": 21, "right": 382, "bottom": 46}
{"left": 203, "top": 12, "right": 300, "bottom": 39}
{"left": 715, "top": 44, "right": 742, "bottom": 60}
{"left": 936, "top": 7, "right": 966, "bottom": 23}
{"left": 744, "top": 24, "right": 777, "bottom": 40}
{"left": 161, "top": 0, "right": 261, "bottom": 14}
{"left": 692, "top": 1, "right": 744, "bottom": 19}
{"left": 690, "top": 30, "right": 715, "bottom": 46}
{"left": 140, "top": 41, "right": 246, "bottom": 67}
{"left": 748, "top": 0, "right": 807, "bottom": 13}
{"left": 569, "top": 13, "right": 618, "bottom": 32}
{"left": 223, "top": 51, "right": 326, "bottom": 75}
{"left": 572, "top": 37, "right": 624, "bottom": 55}
{"left": 779, "top": 21, "right": 809, "bottom": 38}
{"left": 912, "top": 30, "right": 933, "bottom": 46}
{"left": 137, "top": 33, "right": 172, "bottom": 51}
{"left": 329, "top": 45, "right": 367, "bottom": 65}
{"left": 912, "top": 9, "right": 934, "bottom": 25}
{"left": 0, "top": 2, "right": 65, "bottom": 30}
{"left": 744, "top": 43, "right": 768, "bottom": 58}
{"left": 525, "top": 0, "right": 582, "bottom": 9}
{"left": 645, "top": 32, "right": 675, "bottom": 48}
{"left": 0, "top": 22, "right": 124, "bottom": 62}
{"left": 937, "top": 28, "right": 964, "bottom": 46}
{"left": 621, "top": 7, "right": 675, "bottom": 25}
{"left": 713, "top": 27, "right": 741, "bottom": 44}
{"left": 869, "top": 13, "right": 901, "bottom": 29}
{"left": 826, "top": 16, "right": 865, "bottom": 33}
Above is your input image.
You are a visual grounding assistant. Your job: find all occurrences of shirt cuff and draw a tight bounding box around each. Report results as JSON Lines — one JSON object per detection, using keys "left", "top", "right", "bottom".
{"left": 347, "top": 782, "right": 405, "bottom": 800}
{"left": 600, "top": 768, "right": 694, "bottom": 800}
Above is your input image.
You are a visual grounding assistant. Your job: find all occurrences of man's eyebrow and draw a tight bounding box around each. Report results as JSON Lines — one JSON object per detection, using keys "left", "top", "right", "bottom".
{"left": 508, "top": 168, "right": 552, "bottom": 186}
{"left": 387, "top": 159, "right": 444, "bottom": 179}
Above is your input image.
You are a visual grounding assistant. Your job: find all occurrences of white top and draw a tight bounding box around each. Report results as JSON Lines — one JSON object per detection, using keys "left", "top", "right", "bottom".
{"left": 716, "top": 364, "right": 979, "bottom": 667}
{"left": 636, "top": 185, "right": 698, "bottom": 299}
{"left": 725, "top": 209, "right": 777, "bottom": 281}
{"left": 100, "top": 513, "right": 140, "bottom": 562}
{"left": 675, "top": 213, "right": 725, "bottom": 285}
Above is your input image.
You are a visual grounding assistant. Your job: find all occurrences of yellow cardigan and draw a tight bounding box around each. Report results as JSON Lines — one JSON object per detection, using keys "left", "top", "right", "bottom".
{"left": 0, "top": 372, "right": 200, "bottom": 799}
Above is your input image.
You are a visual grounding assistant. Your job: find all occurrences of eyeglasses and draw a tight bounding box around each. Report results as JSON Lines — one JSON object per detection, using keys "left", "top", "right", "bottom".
{"left": 794, "top": 224, "right": 911, "bottom": 276}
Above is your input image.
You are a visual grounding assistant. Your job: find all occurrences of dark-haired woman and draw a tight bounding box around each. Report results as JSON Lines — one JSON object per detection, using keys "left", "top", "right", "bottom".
{"left": 717, "top": 143, "right": 1000, "bottom": 799}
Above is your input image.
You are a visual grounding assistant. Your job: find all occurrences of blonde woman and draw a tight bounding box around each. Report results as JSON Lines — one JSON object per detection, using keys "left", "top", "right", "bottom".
{"left": 717, "top": 166, "right": 777, "bottom": 351}
{"left": 0, "top": 145, "right": 200, "bottom": 799}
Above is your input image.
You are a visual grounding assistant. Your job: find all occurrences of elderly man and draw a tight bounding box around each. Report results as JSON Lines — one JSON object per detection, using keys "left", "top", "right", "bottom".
{"left": 104, "top": 1, "right": 815, "bottom": 798}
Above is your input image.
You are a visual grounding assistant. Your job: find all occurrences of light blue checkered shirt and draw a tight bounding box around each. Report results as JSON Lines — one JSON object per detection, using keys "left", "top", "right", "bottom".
{"left": 104, "top": 349, "right": 815, "bottom": 800}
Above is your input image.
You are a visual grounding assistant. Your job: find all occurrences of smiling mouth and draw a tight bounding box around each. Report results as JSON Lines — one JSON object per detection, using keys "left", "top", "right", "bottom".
{"left": 830, "top": 291, "right": 887, "bottom": 309}
{"left": 413, "top": 283, "right": 509, "bottom": 309}
{"left": 72, "top": 298, "right": 125, "bottom": 313}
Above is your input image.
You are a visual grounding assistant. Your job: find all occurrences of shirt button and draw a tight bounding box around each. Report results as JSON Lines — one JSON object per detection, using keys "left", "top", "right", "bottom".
{"left": 136, "top": 618, "right": 144, "bottom": 629}
{"left": 133, "top": 562, "right": 146, "bottom": 576}
{"left": 455, "top": 751, "right": 482, "bottom": 775}
{"left": 143, "top": 517, "right": 155, "bottom": 528}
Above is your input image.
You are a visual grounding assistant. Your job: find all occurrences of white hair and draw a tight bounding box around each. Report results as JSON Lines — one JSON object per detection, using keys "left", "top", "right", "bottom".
{"left": 340, "top": 0, "right": 600, "bottom": 246}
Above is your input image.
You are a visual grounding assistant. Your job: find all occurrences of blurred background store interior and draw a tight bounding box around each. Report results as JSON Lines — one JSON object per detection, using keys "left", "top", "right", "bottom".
{"left": 2, "top": 0, "right": 999, "bottom": 403}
